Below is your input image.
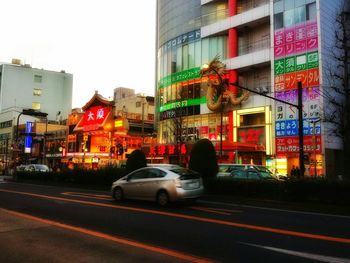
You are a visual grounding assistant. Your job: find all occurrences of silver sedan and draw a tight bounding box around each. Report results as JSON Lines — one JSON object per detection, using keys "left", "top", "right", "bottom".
{"left": 111, "top": 166, "right": 204, "bottom": 206}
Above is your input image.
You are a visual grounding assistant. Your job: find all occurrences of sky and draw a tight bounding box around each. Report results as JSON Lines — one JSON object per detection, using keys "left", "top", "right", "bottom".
{"left": 1, "top": 0, "right": 157, "bottom": 108}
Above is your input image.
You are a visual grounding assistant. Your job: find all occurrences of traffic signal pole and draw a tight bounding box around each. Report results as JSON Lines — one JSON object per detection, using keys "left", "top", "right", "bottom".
{"left": 297, "top": 81, "right": 305, "bottom": 177}
{"left": 231, "top": 81, "right": 305, "bottom": 177}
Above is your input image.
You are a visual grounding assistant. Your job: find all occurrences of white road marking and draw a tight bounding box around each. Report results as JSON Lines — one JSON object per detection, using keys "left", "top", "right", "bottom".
{"left": 241, "top": 242, "right": 350, "bottom": 263}
{"left": 199, "top": 200, "right": 350, "bottom": 219}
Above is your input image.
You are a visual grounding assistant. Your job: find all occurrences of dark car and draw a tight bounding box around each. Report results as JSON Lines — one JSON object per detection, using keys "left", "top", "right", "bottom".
{"left": 228, "top": 168, "right": 277, "bottom": 180}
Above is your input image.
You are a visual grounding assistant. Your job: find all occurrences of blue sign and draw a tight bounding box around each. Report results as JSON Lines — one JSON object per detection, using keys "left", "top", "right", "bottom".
{"left": 24, "top": 122, "right": 33, "bottom": 153}
{"left": 276, "top": 118, "right": 321, "bottom": 137}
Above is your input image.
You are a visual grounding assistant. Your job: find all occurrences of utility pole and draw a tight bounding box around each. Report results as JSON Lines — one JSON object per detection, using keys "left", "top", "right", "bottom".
{"left": 297, "top": 81, "right": 305, "bottom": 177}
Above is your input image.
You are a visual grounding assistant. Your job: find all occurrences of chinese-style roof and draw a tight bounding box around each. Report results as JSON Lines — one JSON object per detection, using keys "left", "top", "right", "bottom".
{"left": 82, "top": 91, "right": 114, "bottom": 111}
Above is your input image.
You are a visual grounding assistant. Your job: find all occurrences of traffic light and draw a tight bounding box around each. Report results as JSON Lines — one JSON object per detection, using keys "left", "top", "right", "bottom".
{"left": 117, "top": 144, "right": 123, "bottom": 155}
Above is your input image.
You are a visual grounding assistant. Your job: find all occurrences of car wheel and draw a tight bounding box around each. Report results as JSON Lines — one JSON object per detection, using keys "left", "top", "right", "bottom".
{"left": 113, "top": 187, "right": 123, "bottom": 202}
{"left": 157, "top": 190, "right": 169, "bottom": 206}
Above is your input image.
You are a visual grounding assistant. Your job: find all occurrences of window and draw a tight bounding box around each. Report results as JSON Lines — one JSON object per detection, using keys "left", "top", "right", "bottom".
{"left": 34, "top": 75, "right": 42, "bottom": 83}
{"left": 274, "top": 13, "right": 284, "bottom": 29}
{"left": 148, "top": 168, "right": 166, "bottom": 178}
{"left": 247, "top": 171, "right": 260, "bottom": 180}
{"left": 294, "top": 6, "right": 306, "bottom": 24}
{"left": 129, "top": 170, "right": 148, "bottom": 180}
{"left": 136, "top": 101, "right": 141, "bottom": 108}
{"left": 232, "top": 170, "right": 247, "bottom": 179}
{"left": 32, "top": 102, "right": 41, "bottom": 110}
{"left": 33, "top": 88, "right": 42, "bottom": 96}
{"left": 306, "top": 2, "right": 316, "bottom": 21}
{"left": 284, "top": 9, "right": 295, "bottom": 27}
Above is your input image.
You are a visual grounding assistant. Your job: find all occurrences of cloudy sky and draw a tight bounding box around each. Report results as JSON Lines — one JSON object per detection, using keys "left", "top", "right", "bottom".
{"left": 1, "top": 0, "right": 157, "bottom": 108}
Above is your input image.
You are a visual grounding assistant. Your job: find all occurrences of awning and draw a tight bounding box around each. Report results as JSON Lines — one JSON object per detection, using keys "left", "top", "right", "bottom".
{"left": 216, "top": 141, "right": 265, "bottom": 152}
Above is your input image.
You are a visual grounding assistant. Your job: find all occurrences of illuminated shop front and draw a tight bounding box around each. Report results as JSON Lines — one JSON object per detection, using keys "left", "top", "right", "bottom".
{"left": 65, "top": 93, "right": 143, "bottom": 168}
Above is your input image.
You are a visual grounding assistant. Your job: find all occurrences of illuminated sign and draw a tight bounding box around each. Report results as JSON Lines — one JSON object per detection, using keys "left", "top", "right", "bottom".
{"left": 24, "top": 122, "right": 33, "bottom": 153}
{"left": 76, "top": 106, "right": 110, "bottom": 131}
{"left": 148, "top": 144, "right": 187, "bottom": 156}
{"left": 237, "top": 127, "right": 265, "bottom": 145}
{"left": 114, "top": 120, "right": 123, "bottom": 127}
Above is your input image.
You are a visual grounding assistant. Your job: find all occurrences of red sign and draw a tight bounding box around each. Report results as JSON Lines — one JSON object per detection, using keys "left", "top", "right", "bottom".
{"left": 77, "top": 106, "right": 110, "bottom": 131}
{"left": 276, "top": 135, "right": 322, "bottom": 155}
{"left": 238, "top": 127, "right": 265, "bottom": 145}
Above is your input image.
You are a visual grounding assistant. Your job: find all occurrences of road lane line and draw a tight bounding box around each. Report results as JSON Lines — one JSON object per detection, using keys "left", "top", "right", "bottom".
{"left": 1, "top": 189, "right": 350, "bottom": 244}
{"left": 61, "top": 192, "right": 112, "bottom": 200}
{"left": 189, "top": 206, "right": 241, "bottom": 215}
{"left": 2, "top": 208, "right": 214, "bottom": 263}
{"left": 241, "top": 242, "right": 350, "bottom": 263}
{"left": 199, "top": 200, "right": 350, "bottom": 219}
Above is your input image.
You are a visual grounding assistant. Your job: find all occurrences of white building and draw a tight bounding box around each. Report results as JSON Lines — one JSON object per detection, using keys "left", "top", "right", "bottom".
{"left": 0, "top": 59, "right": 73, "bottom": 168}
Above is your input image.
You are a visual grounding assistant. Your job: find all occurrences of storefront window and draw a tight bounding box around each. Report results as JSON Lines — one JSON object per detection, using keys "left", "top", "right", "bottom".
{"left": 240, "top": 113, "right": 265, "bottom": 126}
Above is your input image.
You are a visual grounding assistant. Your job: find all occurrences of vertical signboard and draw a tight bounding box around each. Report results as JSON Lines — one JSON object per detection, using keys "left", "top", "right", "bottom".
{"left": 24, "top": 122, "right": 33, "bottom": 153}
{"left": 273, "top": 4, "right": 321, "bottom": 157}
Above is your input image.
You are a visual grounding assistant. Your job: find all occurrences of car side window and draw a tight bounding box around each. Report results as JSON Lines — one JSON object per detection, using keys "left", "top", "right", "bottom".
{"left": 247, "top": 171, "right": 260, "bottom": 180}
{"left": 231, "top": 170, "right": 246, "bottom": 179}
{"left": 129, "top": 170, "right": 148, "bottom": 180}
{"left": 147, "top": 168, "right": 166, "bottom": 178}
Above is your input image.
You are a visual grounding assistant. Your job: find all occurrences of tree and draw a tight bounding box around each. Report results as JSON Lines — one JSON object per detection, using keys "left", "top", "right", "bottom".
{"left": 125, "top": 149, "right": 147, "bottom": 174}
{"left": 189, "top": 139, "right": 218, "bottom": 180}
{"left": 321, "top": 1, "right": 350, "bottom": 177}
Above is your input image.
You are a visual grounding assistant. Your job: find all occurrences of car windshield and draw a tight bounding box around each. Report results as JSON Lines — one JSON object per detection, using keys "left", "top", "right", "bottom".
{"left": 260, "top": 171, "right": 275, "bottom": 179}
{"left": 255, "top": 166, "right": 273, "bottom": 174}
{"left": 169, "top": 168, "right": 200, "bottom": 179}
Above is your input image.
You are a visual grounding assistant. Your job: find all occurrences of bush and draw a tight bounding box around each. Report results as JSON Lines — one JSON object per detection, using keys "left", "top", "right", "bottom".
{"left": 16, "top": 165, "right": 128, "bottom": 187}
{"left": 125, "top": 149, "right": 147, "bottom": 174}
{"left": 189, "top": 139, "right": 218, "bottom": 181}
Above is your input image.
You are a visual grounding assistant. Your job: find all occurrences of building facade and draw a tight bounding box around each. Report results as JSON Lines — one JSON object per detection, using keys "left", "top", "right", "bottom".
{"left": 156, "top": 0, "right": 349, "bottom": 176}
{"left": 0, "top": 59, "right": 73, "bottom": 171}
{"left": 64, "top": 90, "right": 155, "bottom": 168}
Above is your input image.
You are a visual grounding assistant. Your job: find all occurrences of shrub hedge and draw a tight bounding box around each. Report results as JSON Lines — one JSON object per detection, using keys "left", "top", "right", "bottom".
{"left": 15, "top": 165, "right": 127, "bottom": 188}
{"left": 205, "top": 177, "right": 350, "bottom": 205}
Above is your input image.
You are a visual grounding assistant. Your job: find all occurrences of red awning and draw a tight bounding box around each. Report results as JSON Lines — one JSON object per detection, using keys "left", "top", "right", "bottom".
{"left": 215, "top": 141, "right": 265, "bottom": 152}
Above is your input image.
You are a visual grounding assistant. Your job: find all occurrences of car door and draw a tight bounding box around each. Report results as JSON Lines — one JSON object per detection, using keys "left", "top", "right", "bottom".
{"left": 123, "top": 169, "right": 149, "bottom": 199}
{"left": 139, "top": 168, "right": 167, "bottom": 200}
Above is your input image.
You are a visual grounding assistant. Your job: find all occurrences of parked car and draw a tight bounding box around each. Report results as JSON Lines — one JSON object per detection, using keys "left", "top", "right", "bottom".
{"left": 16, "top": 164, "right": 28, "bottom": 171}
{"left": 24, "top": 164, "right": 50, "bottom": 172}
{"left": 217, "top": 163, "right": 277, "bottom": 180}
{"left": 111, "top": 166, "right": 204, "bottom": 206}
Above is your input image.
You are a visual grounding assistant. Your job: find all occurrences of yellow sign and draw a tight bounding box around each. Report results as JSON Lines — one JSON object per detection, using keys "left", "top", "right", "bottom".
{"left": 114, "top": 120, "right": 123, "bottom": 128}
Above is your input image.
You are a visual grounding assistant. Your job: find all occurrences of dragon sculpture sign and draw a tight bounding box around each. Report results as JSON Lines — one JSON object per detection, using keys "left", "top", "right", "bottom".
{"left": 200, "top": 56, "right": 250, "bottom": 112}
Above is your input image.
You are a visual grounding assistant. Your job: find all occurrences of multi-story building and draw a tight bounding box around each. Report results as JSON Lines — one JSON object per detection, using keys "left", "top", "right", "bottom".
{"left": 156, "top": 0, "right": 349, "bottom": 176}
{"left": 0, "top": 59, "right": 72, "bottom": 170}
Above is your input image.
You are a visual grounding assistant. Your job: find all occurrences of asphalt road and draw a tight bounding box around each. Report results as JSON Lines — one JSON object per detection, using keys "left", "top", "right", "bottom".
{"left": 0, "top": 182, "right": 349, "bottom": 263}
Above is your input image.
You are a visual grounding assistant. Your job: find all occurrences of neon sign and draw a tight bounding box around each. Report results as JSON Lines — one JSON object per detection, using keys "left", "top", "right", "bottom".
{"left": 76, "top": 106, "right": 110, "bottom": 131}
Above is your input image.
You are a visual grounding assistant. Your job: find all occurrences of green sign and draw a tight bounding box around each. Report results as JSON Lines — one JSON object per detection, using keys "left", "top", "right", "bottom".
{"left": 285, "top": 56, "right": 295, "bottom": 73}
{"left": 274, "top": 59, "right": 285, "bottom": 75}
{"left": 158, "top": 67, "right": 201, "bottom": 88}
{"left": 274, "top": 51, "right": 319, "bottom": 75}
{"left": 159, "top": 97, "right": 206, "bottom": 112}
{"left": 307, "top": 51, "right": 319, "bottom": 69}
